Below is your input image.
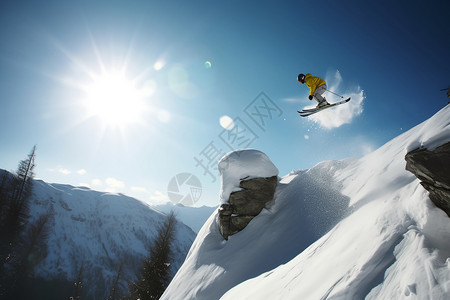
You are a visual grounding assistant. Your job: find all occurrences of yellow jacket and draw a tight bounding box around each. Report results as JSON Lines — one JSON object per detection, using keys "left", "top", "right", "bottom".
{"left": 304, "top": 73, "right": 326, "bottom": 96}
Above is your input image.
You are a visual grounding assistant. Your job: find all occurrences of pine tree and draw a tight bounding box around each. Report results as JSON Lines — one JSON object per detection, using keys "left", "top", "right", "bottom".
{"left": 108, "top": 262, "right": 123, "bottom": 300}
{"left": 0, "top": 171, "right": 12, "bottom": 215}
{"left": 128, "top": 212, "right": 177, "bottom": 300}
{"left": 18, "top": 213, "right": 51, "bottom": 271}
{"left": 70, "top": 262, "right": 84, "bottom": 300}
{"left": 0, "top": 146, "right": 36, "bottom": 255}
{"left": 15, "top": 145, "right": 36, "bottom": 208}
{"left": 12, "top": 213, "right": 51, "bottom": 298}
{"left": 0, "top": 146, "right": 52, "bottom": 298}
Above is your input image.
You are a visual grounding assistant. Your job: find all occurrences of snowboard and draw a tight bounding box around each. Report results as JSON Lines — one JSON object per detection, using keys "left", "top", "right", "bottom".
{"left": 298, "top": 98, "right": 351, "bottom": 117}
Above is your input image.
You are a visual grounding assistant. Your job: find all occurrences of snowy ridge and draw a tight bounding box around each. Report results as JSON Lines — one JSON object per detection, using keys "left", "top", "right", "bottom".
{"left": 25, "top": 179, "right": 197, "bottom": 298}
{"left": 162, "top": 105, "right": 450, "bottom": 300}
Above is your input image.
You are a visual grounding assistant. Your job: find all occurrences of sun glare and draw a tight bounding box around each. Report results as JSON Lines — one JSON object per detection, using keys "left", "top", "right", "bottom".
{"left": 84, "top": 72, "right": 146, "bottom": 128}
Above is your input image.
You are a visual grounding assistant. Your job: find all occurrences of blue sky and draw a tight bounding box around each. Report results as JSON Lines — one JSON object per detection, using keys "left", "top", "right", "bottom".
{"left": 1, "top": 0, "right": 449, "bottom": 207}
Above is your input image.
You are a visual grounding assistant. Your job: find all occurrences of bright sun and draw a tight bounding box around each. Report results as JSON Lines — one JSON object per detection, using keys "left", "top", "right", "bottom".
{"left": 83, "top": 72, "right": 146, "bottom": 128}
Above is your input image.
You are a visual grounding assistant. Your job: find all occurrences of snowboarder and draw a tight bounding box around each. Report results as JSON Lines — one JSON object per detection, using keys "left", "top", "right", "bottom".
{"left": 297, "top": 73, "right": 330, "bottom": 108}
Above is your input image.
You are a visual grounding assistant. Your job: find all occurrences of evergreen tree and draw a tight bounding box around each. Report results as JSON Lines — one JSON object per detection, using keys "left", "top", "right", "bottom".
{"left": 0, "top": 146, "right": 52, "bottom": 299}
{"left": 18, "top": 213, "right": 51, "bottom": 272}
{"left": 12, "top": 213, "right": 51, "bottom": 298}
{"left": 0, "top": 146, "right": 36, "bottom": 258}
{"left": 15, "top": 145, "right": 36, "bottom": 206}
{"left": 128, "top": 212, "right": 177, "bottom": 300}
{"left": 71, "top": 262, "right": 84, "bottom": 300}
{"left": 108, "top": 262, "right": 123, "bottom": 300}
{"left": 0, "top": 171, "right": 12, "bottom": 216}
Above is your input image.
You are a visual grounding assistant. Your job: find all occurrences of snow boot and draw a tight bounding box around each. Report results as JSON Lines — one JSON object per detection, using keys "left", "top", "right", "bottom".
{"left": 317, "top": 99, "right": 329, "bottom": 108}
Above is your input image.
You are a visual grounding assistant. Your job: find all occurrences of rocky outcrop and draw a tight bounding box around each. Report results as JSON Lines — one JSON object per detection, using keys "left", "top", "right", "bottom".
{"left": 218, "top": 176, "right": 278, "bottom": 240}
{"left": 405, "top": 141, "right": 450, "bottom": 217}
{"left": 217, "top": 149, "right": 279, "bottom": 240}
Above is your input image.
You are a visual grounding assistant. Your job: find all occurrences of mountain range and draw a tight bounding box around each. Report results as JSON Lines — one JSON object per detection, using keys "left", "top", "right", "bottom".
{"left": 4, "top": 175, "right": 215, "bottom": 299}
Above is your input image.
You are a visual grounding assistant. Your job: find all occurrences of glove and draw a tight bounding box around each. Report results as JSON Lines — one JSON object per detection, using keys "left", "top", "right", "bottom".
{"left": 308, "top": 95, "right": 313, "bottom": 100}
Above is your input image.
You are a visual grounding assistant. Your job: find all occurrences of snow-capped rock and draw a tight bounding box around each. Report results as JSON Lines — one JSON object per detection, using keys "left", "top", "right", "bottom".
{"left": 218, "top": 149, "right": 279, "bottom": 204}
{"left": 217, "top": 149, "right": 278, "bottom": 240}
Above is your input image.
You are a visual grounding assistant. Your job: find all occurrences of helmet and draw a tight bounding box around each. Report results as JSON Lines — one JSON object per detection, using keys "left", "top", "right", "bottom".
{"left": 297, "top": 73, "right": 305, "bottom": 83}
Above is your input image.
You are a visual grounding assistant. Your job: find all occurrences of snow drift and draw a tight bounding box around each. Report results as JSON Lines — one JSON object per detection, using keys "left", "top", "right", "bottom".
{"left": 162, "top": 105, "right": 450, "bottom": 300}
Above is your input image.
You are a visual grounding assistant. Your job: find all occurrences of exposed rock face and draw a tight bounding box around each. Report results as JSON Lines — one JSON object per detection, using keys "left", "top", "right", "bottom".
{"left": 218, "top": 176, "right": 278, "bottom": 240}
{"left": 405, "top": 142, "right": 450, "bottom": 217}
{"left": 217, "top": 149, "right": 279, "bottom": 240}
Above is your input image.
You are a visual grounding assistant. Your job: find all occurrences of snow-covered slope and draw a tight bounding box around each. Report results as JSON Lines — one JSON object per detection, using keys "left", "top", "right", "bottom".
{"left": 162, "top": 105, "right": 450, "bottom": 300}
{"left": 22, "top": 179, "right": 197, "bottom": 299}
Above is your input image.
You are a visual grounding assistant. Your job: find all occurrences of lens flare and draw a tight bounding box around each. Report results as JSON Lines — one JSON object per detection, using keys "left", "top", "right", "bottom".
{"left": 154, "top": 60, "right": 165, "bottom": 71}
{"left": 220, "top": 115, "right": 234, "bottom": 130}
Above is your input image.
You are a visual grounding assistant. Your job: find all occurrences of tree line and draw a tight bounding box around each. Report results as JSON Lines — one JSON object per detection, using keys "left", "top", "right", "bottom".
{"left": 0, "top": 147, "right": 178, "bottom": 299}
